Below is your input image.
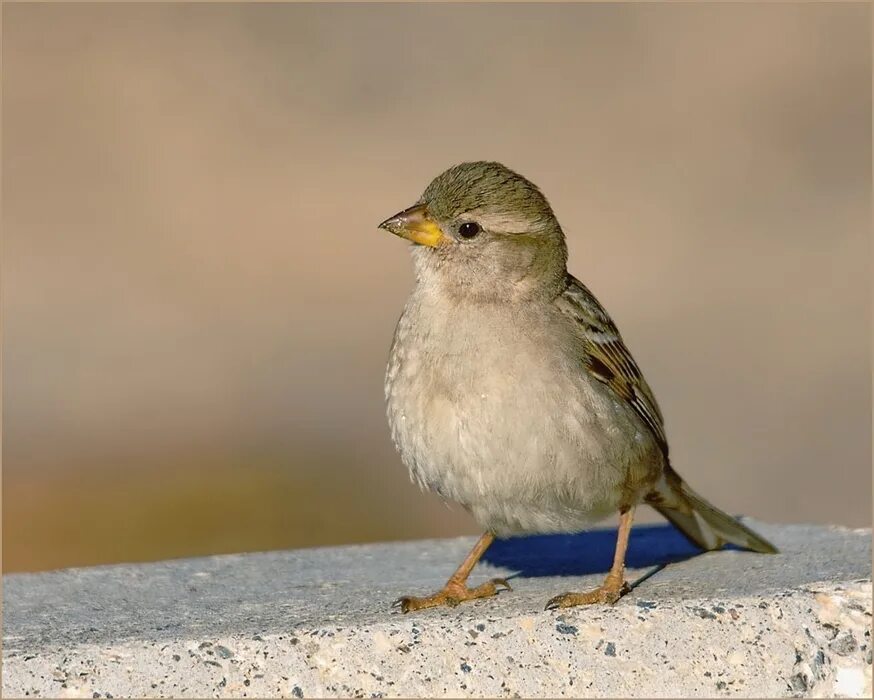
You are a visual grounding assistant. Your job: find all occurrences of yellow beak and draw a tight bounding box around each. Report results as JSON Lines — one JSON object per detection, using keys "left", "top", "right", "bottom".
{"left": 378, "top": 204, "right": 445, "bottom": 248}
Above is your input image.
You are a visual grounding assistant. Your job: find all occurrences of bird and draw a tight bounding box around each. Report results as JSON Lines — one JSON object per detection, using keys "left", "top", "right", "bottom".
{"left": 378, "top": 161, "right": 776, "bottom": 613}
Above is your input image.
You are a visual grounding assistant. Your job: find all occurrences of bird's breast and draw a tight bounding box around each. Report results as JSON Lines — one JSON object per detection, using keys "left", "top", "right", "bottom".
{"left": 384, "top": 294, "right": 659, "bottom": 534}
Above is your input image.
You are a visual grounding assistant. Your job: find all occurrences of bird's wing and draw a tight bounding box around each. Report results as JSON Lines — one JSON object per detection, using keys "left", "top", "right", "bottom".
{"left": 555, "top": 274, "right": 668, "bottom": 456}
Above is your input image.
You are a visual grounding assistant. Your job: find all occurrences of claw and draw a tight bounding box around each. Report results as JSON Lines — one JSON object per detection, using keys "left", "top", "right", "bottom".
{"left": 392, "top": 597, "right": 413, "bottom": 613}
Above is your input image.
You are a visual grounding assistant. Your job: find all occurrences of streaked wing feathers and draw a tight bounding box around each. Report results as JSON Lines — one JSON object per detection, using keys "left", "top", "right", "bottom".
{"left": 557, "top": 275, "right": 668, "bottom": 456}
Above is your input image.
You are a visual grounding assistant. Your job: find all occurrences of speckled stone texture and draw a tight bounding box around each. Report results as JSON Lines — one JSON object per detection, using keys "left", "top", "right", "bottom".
{"left": 3, "top": 521, "right": 871, "bottom": 698}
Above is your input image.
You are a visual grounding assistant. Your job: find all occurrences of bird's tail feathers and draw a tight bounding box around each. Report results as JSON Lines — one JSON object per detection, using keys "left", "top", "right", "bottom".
{"left": 646, "top": 465, "right": 777, "bottom": 554}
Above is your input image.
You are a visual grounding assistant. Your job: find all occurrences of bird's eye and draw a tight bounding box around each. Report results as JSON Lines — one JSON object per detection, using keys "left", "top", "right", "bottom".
{"left": 458, "top": 222, "right": 481, "bottom": 239}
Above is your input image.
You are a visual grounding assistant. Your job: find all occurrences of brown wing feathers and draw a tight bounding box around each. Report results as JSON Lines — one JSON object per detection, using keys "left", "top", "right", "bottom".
{"left": 558, "top": 275, "right": 669, "bottom": 456}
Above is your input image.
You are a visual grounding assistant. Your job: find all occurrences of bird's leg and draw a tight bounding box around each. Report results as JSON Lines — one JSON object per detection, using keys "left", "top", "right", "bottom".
{"left": 546, "top": 506, "right": 635, "bottom": 609}
{"left": 393, "top": 532, "right": 511, "bottom": 613}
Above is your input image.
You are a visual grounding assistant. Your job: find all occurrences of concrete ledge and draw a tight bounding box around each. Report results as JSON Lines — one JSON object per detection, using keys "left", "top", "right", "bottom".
{"left": 3, "top": 520, "right": 871, "bottom": 698}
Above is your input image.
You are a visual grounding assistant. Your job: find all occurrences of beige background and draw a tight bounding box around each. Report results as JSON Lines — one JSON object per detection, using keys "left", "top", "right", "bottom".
{"left": 3, "top": 3, "right": 870, "bottom": 573}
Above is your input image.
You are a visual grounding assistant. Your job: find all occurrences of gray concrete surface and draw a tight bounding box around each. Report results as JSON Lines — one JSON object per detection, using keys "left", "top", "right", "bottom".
{"left": 3, "top": 520, "right": 871, "bottom": 698}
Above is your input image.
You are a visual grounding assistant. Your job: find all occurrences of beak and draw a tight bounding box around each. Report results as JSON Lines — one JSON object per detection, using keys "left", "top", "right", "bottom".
{"left": 378, "top": 203, "right": 445, "bottom": 248}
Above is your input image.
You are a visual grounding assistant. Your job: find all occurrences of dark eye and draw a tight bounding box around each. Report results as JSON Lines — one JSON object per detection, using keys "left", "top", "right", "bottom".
{"left": 458, "top": 222, "right": 481, "bottom": 239}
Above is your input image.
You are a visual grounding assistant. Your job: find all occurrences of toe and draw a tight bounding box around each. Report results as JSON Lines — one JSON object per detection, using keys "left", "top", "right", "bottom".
{"left": 545, "top": 592, "right": 571, "bottom": 610}
{"left": 393, "top": 595, "right": 439, "bottom": 613}
{"left": 545, "top": 584, "right": 629, "bottom": 609}
{"left": 392, "top": 579, "right": 511, "bottom": 613}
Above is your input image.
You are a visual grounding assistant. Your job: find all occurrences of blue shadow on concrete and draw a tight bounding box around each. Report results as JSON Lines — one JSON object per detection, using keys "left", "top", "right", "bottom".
{"left": 482, "top": 522, "right": 726, "bottom": 578}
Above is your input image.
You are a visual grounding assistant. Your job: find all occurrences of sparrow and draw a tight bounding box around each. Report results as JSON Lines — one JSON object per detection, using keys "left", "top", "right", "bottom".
{"left": 379, "top": 161, "right": 776, "bottom": 612}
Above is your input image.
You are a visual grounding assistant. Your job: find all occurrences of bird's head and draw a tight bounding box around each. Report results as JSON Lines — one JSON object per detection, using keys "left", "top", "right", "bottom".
{"left": 378, "top": 162, "right": 568, "bottom": 302}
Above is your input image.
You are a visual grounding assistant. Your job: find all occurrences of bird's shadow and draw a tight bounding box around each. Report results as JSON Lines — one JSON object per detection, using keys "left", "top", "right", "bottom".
{"left": 482, "top": 522, "right": 726, "bottom": 579}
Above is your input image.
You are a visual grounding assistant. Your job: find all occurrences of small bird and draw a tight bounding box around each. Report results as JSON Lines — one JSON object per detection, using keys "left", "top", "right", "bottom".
{"left": 379, "top": 162, "right": 776, "bottom": 613}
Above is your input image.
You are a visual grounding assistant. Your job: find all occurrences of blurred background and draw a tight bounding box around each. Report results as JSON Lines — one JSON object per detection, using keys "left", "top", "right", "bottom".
{"left": 3, "top": 3, "right": 870, "bottom": 573}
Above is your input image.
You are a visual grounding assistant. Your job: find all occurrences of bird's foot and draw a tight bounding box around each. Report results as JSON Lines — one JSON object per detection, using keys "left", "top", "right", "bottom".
{"left": 393, "top": 578, "right": 511, "bottom": 613}
{"left": 545, "top": 578, "right": 630, "bottom": 610}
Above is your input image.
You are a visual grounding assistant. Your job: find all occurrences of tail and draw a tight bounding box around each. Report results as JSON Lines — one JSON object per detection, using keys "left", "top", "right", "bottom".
{"left": 646, "top": 465, "right": 778, "bottom": 554}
